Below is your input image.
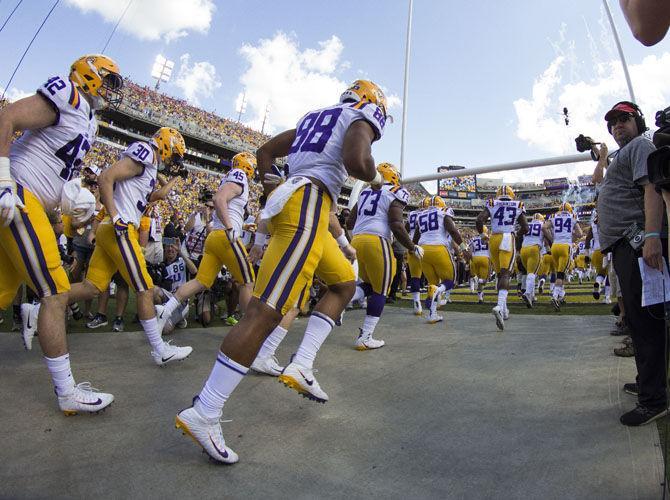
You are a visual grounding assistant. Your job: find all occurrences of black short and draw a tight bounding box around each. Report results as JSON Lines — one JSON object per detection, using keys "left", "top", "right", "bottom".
{"left": 73, "top": 244, "right": 93, "bottom": 265}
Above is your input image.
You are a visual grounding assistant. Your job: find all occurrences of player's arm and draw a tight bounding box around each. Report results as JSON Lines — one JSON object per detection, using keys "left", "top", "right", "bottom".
{"left": 475, "top": 209, "right": 489, "bottom": 234}
{"left": 542, "top": 220, "right": 554, "bottom": 246}
{"left": 444, "top": 216, "right": 463, "bottom": 246}
{"left": 213, "top": 182, "right": 243, "bottom": 235}
{"left": 620, "top": 0, "right": 670, "bottom": 46}
{"left": 342, "top": 121, "right": 378, "bottom": 183}
{"left": 389, "top": 200, "right": 417, "bottom": 252}
{"left": 516, "top": 213, "right": 529, "bottom": 239}
{"left": 0, "top": 94, "right": 57, "bottom": 157}
{"left": 257, "top": 130, "right": 295, "bottom": 195}
{"left": 346, "top": 204, "right": 358, "bottom": 230}
{"left": 98, "top": 156, "right": 144, "bottom": 223}
{"left": 572, "top": 222, "right": 584, "bottom": 241}
{"left": 179, "top": 247, "right": 198, "bottom": 275}
{"left": 149, "top": 175, "right": 179, "bottom": 203}
{"left": 584, "top": 227, "right": 593, "bottom": 249}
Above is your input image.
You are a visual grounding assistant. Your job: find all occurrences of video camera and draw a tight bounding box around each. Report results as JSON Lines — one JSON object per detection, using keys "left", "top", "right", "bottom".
{"left": 199, "top": 190, "right": 214, "bottom": 204}
{"left": 575, "top": 134, "right": 602, "bottom": 160}
{"left": 647, "top": 105, "right": 670, "bottom": 189}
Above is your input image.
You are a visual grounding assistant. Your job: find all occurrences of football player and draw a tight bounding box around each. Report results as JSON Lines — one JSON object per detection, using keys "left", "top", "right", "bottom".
{"left": 174, "top": 79, "right": 387, "bottom": 464}
{"left": 347, "top": 162, "right": 422, "bottom": 348}
{"left": 415, "top": 196, "right": 466, "bottom": 323}
{"left": 0, "top": 55, "right": 122, "bottom": 414}
{"left": 544, "top": 202, "right": 583, "bottom": 310}
{"left": 156, "top": 152, "right": 257, "bottom": 331}
{"left": 584, "top": 208, "right": 607, "bottom": 300}
{"left": 25, "top": 127, "right": 194, "bottom": 365}
{"left": 406, "top": 196, "right": 430, "bottom": 315}
{"left": 469, "top": 227, "right": 490, "bottom": 304}
{"left": 476, "top": 185, "right": 528, "bottom": 330}
{"left": 520, "top": 213, "right": 545, "bottom": 307}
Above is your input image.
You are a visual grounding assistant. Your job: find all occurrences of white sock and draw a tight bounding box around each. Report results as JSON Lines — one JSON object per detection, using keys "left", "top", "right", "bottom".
{"left": 362, "top": 315, "right": 380, "bottom": 336}
{"left": 412, "top": 291, "right": 420, "bottom": 303}
{"left": 478, "top": 291, "right": 484, "bottom": 300}
{"left": 550, "top": 283, "right": 555, "bottom": 292}
{"left": 596, "top": 276, "right": 605, "bottom": 286}
{"left": 526, "top": 274, "right": 535, "bottom": 295}
{"left": 257, "top": 325, "right": 288, "bottom": 359}
{"left": 140, "top": 317, "right": 163, "bottom": 352}
{"left": 605, "top": 285, "right": 611, "bottom": 297}
{"left": 497, "top": 289, "right": 508, "bottom": 309}
{"left": 162, "top": 295, "right": 180, "bottom": 318}
{"left": 469, "top": 278, "right": 476, "bottom": 292}
{"left": 294, "top": 312, "right": 334, "bottom": 369}
{"left": 194, "top": 351, "right": 248, "bottom": 420}
{"left": 351, "top": 285, "right": 365, "bottom": 304}
{"left": 559, "top": 286, "right": 566, "bottom": 299}
{"left": 44, "top": 354, "right": 76, "bottom": 397}
{"left": 553, "top": 286, "right": 561, "bottom": 300}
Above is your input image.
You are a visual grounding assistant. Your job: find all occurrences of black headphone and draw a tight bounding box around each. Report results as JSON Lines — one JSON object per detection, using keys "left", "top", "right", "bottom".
{"left": 607, "top": 101, "right": 647, "bottom": 135}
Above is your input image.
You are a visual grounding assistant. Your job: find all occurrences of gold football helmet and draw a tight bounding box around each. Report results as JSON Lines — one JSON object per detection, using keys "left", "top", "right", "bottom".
{"left": 70, "top": 54, "right": 123, "bottom": 109}
{"left": 496, "top": 185, "right": 515, "bottom": 200}
{"left": 377, "top": 162, "right": 400, "bottom": 187}
{"left": 421, "top": 196, "right": 432, "bottom": 209}
{"left": 340, "top": 79, "right": 387, "bottom": 117}
{"left": 559, "top": 202, "right": 573, "bottom": 214}
{"left": 232, "top": 151, "right": 257, "bottom": 179}
{"left": 152, "top": 127, "right": 186, "bottom": 174}
{"left": 533, "top": 213, "right": 545, "bottom": 221}
{"left": 431, "top": 196, "right": 446, "bottom": 208}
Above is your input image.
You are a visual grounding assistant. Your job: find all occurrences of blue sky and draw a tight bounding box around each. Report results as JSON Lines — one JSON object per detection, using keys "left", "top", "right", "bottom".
{"left": 3, "top": 0, "right": 670, "bottom": 190}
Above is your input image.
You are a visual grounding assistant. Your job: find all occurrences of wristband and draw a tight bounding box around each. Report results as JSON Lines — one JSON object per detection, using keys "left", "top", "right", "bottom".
{"left": 645, "top": 232, "right": 660, "bottom": 239}
{"left": 370, "top": 171, "right": 383, "bottom": 185}
{"left": 112, "top": 214, "right": 121, "bottom": 224}
{"left": 0, "top": 157, "right": 10, "bottom": 181}
{"left": 255, "top": 230, "right": 268, "bottom": 243}
{"left": 336, "top": 233, "right": 349, "bottom": 248}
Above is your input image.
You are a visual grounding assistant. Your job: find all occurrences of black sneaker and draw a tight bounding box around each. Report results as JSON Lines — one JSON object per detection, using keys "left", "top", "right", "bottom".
{"left": 593, "top": 283, "right": 601, "bottom": 300}
{"left": 112, "top": 317, "right": 124, "bottom": 332}
{"left": 610, "top": 325, "right": 626, "bottom": 336}
{"left": 614, "top": 344, "right": 635, "bottom": 357}
{"left": 620, "top": 404, "right": 668, "bottom": 426}
{"left": 86, "top": 314, "right": 108, "bottom": 329}
{"left": 623, "top": 383, "right": 639, "bottom": 396}
{"left": 611, "top": 303, "right": 621, "bottom": 317}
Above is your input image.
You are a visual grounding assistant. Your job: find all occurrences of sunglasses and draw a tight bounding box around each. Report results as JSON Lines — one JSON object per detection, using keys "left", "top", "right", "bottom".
{"left": 607, "top": 113, "right": 633, "bottom": 128}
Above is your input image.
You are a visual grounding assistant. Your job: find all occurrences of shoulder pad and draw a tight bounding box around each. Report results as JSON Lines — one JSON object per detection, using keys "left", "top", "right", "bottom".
{"left": 123, "top": 141, "right": 156, "bottom": 168}
{"left": 226, "top": 168, "right": 247, "bottom": 185}
{"left": 349, "top": 102, "right": 385, "bottom": 140}
{"left": 37, "top": 75, "right": 82, "bottom": 111}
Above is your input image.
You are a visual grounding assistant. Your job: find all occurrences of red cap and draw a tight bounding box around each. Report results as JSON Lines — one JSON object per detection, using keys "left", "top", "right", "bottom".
{"left": 604, "top": 102, "right": 637, "bottom": 121}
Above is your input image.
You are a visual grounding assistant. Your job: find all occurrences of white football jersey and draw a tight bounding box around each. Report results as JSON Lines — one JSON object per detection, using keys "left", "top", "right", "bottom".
{"left": 287, "top": 101, "right": 385, "bottom": 202}
{"left": 523, "top": 220, "right": 544, "bottom": 247}
{"left": 240, "top": 214, "right": 256, "bottom": 247}
{"left": 408, "top": 208, "right": 424, "bottom": 236}
{"left": 418, "top": 207, "right": 452, "bottom": 246}
{"left": 470, "top": 235, "right": 489, "bottom": 257}
{"left": 114, "top": 141, "right": 158, "bottom": 226}
{"left": 577, "top": 241, "right": 586, "bottom": 255}
{"left": 164, "top": 256, "right": 187, "bottom": 293}
{"left": 590, "top": 211, "right": 600, "bottom": 251}
{"left": 211, "top": 168, "right": 249, "bottom": 237}
{"left": 352, "top": 184, "right": 409, "bottom": 241}
{"left": 182, "top": 213, "right": 208, "bottom": 259}
{"left": 486, "top": 199, "right": 525, "bottom": 234}
{"left": 552, "top": 211, "right": 577, "bottom": 244}
{"left": 11, "top": 75, "right": 97, "bottom": 211}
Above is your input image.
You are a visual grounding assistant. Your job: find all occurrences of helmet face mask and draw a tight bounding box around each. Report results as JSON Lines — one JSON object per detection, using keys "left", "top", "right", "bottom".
{"left": 70, "top": 54, "right": 123, "bottom": 110}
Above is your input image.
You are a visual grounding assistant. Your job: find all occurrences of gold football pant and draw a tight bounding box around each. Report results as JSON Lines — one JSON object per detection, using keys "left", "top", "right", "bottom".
{"left": 351, "top": 234, "right": 396, "bottom": 295}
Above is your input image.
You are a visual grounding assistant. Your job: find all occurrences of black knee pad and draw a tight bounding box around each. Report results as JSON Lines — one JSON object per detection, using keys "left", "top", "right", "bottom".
{"left": 557, "top": 272, "right": 565, "bottom": 280}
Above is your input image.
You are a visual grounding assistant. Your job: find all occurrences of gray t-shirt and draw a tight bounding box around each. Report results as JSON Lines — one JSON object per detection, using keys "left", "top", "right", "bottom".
{"left": 597, "top": 135, "right": 655, "bottom": 251}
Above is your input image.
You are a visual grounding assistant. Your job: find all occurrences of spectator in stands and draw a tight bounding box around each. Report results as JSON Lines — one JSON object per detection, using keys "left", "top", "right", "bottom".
{"left": 596, "top": 101, "right": 668, "bottom": 426}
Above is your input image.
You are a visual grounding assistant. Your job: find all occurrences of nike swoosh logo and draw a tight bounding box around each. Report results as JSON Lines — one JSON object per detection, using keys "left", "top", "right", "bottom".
{"left": 298, "top": 370, "right": 314, "bottom": 386}
{"left": 209, "top": 436, "right": 229, "bottom": 459}
{"left": 79, "top": 398, "right": 103, "bottom": 406}
{"left": 26, "top": 318, "right": 32, "bottom": 329}
{"left": 162, "top": 354, "right": 175, "bottom": 363}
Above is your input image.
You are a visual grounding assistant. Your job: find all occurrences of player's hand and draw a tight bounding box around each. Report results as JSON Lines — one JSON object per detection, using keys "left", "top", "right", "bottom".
{"left": 113, "top": 216, "right": 129, "bottom": 237}
{"left": 412, "top": 245, "right": 424, "bottom": 260}
{"left": 341, "top": 244, "right": 357, "bottom": 262}
{"left": 462, "top": 249, "right": 472, "bottom": 261}
{"left": 0, "top": 181, "right": 24, "bottom": 226}
{"left": 643, "top": 235, "right": 664, "bottom": 272}
{"left": 224, "top": 227, "right": 236, "bottom": 241}
{"left": 247, "top": 244, "right": 264, "bottom": 264}
{"left": 263, "top": 173, "right": 284, "bottom": 187}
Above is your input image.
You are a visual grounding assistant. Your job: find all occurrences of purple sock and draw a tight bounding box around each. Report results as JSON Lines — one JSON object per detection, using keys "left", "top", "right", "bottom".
{"left": 366, "top": 292, "right": 386, "bottom": 317}
{"left": 410, "top": 277, "right": 421, "bottom": 293}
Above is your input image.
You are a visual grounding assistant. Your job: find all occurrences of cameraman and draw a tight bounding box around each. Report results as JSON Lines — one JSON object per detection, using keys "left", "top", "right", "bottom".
{"left": 597, "top": 101, "right": 668, "bottom": 426}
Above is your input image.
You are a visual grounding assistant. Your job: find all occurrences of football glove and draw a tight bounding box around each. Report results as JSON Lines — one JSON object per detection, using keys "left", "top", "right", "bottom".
{"left": 0, "top": 157, "right": 23, "bottom": 227}
{"left": 412, "top": 245, "right": 425, "bottom": 259}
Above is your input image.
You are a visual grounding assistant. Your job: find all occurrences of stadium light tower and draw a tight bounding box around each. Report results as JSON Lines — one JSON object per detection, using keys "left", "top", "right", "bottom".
{"left": 151, "top": 54, "right": 174, "bottom": 91}
{"left": 236, "top": 91, "right": 247, "bottom": 123}
{"left": 261, "top": 102, "right": 271, "bottom": 134}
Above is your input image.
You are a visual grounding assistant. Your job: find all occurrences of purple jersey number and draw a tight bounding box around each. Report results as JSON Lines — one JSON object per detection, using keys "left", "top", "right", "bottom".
{"left": 289, "top": 108, "right": 343, "bottom": 154}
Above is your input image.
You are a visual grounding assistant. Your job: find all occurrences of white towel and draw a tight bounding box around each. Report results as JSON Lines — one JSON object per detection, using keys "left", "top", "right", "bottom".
{"left": 261, "top": 176, "right": 311, "bottom": 221}
{"left": 500, "top": 233, "right": 513, "bottom": 252}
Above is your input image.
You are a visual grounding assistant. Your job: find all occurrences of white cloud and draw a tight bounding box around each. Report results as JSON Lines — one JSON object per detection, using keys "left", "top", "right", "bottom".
{"left": 510, "top": 52, "right": 670, "bottom": 183}
{"left": 65, "top": 0, "right": 214, "bottom": 42}
{"left": 174, "top": 54, "right": 221, "bottom": 106}
{"left": 237, "top": 32, "right": 395, "bottom": 134}
{"left": 1, "top": 87, "right": 32, "bottom": 102}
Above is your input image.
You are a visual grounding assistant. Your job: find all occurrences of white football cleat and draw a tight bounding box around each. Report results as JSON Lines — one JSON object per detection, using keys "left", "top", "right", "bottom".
{"left": 20, "top": 302, "right": 40, "bottom": 350}
{"left": 354, "top": 329, "right": 385, "bottom": 350}
{"left": 278, "top": 358, "right": 329, "bottom": 403}
{"left": 152, "top": 340, "right": 193, "bottom": 366}
{"left": 502, "top": 308, "right": 510, "bottom": 320}
{"left": 58, "top": 382, "right": 114, "bottom": 416}
{"left": 250, "top": 355, "right": 284, "bottom": 376}
{"left": 175, "top": 406, "right": 238, "bottom": 464}
{"left": 413, "top": 300, "right": 423, "bottom": 316}
{"left": 492, "top": 306, "right": 504, "bottom": 331}
{"left": 427, "top": 312, "right": 444, "bottom": 324}
{"left": 521, "top": 293, "right": 533, "bottom": 309}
